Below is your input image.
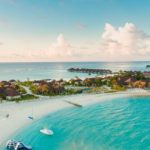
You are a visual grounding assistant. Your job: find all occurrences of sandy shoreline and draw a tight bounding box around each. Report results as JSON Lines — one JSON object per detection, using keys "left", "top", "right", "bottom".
{"left": 0, "top": 89, "right": 150, "bottom": 145}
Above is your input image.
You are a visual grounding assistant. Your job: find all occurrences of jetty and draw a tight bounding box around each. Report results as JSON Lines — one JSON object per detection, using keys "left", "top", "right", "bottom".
{"left": 64, "top": 100, "right": 83, "bottom": 108}
{"left": 68, "top": 68, "right": 112, "bottom": 74}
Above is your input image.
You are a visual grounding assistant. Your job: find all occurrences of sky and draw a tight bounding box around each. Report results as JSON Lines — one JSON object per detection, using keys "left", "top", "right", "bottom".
{"left": 0, "top": 0, "right": 150, "bottom": 62}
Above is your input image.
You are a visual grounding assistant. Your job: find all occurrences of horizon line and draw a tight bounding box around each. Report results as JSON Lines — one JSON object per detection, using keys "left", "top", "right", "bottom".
{"left": 0, "top": 60, "right": 150, "bottom": 63}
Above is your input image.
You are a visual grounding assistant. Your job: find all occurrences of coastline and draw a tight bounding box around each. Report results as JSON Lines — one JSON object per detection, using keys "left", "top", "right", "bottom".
{"left": 0, "top": 89, "right": 150, "bottom": 145}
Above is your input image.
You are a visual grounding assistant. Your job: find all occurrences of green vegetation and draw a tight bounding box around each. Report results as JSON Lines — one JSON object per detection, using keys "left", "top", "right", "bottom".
{"left": 0, "top": 93, "right": 6, "bottom": 100}
{"left": 0, "top": 70, "right": 150, "bottom": 102}
{"left": 19, "top": 71, "right": 150, "bottom": 96}
{"left": 18, "top": 80, "right": 33, "bottom": 87}
{"left": 65, "top": 88, "right": 83, "bottom": 95}
{"left": 111, "top": 85, "right": 126, "bottom": 91}
{"left": 14, "top": 94, "right": 38, "bottom": 102}
{"left": 13, "top": 84, "right": 27, "bottom": 94}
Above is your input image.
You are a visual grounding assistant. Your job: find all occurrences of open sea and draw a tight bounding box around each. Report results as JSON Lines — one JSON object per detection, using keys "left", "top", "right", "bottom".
{"left": 0, "top": 61, "right": 150, "bottom": 81}
{"left": 1, "top": 96, "right": 150, "bottom": 150}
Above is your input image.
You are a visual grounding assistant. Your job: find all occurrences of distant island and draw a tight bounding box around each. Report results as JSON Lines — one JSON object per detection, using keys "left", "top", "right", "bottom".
{"left": 0, "top": 70, "right": 150, "bottom": 102}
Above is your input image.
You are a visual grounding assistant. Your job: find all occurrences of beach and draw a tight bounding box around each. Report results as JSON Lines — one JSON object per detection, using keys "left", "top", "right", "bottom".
{"left": 0, "top": 89, "right": 150, "bottom": 145}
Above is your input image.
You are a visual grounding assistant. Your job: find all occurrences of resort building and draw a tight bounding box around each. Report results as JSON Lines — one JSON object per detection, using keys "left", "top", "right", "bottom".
{"left": 0, "top": 86, "right": 21, "bottom": 100}
{"left": 4, "top": 87, "right": 21, "bottom": 100}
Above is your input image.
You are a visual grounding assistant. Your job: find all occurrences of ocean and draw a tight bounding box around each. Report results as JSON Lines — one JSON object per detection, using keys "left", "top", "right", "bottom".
{"left": 1, "top": 96, "right": 150, "bottom": 150}
{"left": 0, "top": 61, "right": 150, "bottom": 81}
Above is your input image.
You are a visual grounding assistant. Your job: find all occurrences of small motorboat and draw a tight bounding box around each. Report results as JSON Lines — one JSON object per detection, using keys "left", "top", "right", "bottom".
{"left": 6, "top": 140, "right": 32, "bottom": 150}
{"left": 28, "top": 116, "right": 34, "bottom": 120}
{"left": 40, "top": 128, "right": 54, "bottom": 136}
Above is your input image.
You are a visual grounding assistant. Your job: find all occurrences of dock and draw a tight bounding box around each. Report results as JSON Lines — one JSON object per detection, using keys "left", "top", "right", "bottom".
{"left": 64, "top": 100, "right": 83, "bottom": 108}
{"left": 68, "top": 68, "right": 112, "bottom": 75}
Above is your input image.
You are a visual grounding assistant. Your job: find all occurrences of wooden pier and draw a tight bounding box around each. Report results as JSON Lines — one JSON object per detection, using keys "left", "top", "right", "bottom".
{"left": 64, "top": 100, "right": 83, "bottom": 108}
{"left": 68, "top": 68, "right": 112, "bottom": 74}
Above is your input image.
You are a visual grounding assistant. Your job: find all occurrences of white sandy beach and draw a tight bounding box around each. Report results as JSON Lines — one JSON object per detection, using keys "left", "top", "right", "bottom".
{"left": 0, "top": 89, "right": 150, "bottom": 146}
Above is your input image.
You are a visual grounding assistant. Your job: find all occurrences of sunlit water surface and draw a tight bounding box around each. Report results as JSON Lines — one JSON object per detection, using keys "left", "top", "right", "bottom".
{"left": 0, "top": 61, "right": 150, "bottom": 80}
{"left": 1, "top": 96, "right": 150, "bottom": 150}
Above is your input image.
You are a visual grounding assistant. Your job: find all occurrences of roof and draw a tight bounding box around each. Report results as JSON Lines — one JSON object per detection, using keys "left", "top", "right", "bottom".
{"left": 143, "top": 72, "right": 150, "bottom": 77}
{"left": 0, "top": 81, "right": 10, "bottom": 86}
{"left": 4, "top": 87, "right": 20, "bottom": 97}
{"left": 123, "top": 77, "right": 136, "bottom": 83}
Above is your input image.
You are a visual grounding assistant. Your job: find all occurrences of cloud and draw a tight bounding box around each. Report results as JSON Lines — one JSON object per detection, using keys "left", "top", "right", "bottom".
{"left": 1, "top": 22, "right": 150, "bottom": 62}
{"left": 99, "top": 23, "right": 150, "bottom": 59}
{"left": 7, "top": 34, "right": 75, "bottom": 61}
{"left": 47, "top": 34, "right": 73, "bottom": 58}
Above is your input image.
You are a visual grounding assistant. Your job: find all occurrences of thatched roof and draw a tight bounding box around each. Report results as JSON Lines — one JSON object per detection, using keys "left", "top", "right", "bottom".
{"left": 4, "top": 87, "right": 20, "bottom": 97}
{"left": 0, "top": 81, "right": 10, "bottom": 86}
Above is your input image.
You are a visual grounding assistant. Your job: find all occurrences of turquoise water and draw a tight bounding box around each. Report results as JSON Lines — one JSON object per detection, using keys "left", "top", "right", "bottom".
{"left": 1, "top": 96, "right": 150, "bottom": 150}
{"left": 0, "top": 61, "right": 150, "bottom": 81}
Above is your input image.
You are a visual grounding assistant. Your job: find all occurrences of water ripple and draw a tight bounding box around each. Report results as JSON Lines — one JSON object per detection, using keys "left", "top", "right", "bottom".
{"left": 1, "top": 96, "right": 150, "bottom": 150}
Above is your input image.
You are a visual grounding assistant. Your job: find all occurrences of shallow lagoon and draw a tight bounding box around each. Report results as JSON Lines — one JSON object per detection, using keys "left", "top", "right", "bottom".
{"left": 2, "top": 96, "right": 150, "bottom": 150}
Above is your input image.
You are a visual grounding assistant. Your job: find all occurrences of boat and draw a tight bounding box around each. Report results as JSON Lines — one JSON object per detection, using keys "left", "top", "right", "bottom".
{"left": 28, "top": 116, "right": 34, "bottom": 120}
{"left": 146, "top": 65, "right": 150, "bottom": 68}
{"left": 40, "top": 128, "right": 54, "bottom": 136}
{"left": 6, "top": 140, "right": 32, "bottom": 150}
{"left": 28, "top": 107, "right": 34, "bottom": 120}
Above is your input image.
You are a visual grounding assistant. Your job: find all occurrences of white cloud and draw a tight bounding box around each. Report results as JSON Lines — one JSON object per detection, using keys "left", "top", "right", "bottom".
{"left": 99, "top": 22, "right": 150, "bottom": 60}
{"left": 1, "top": 22, "right": 150, "bottom": 62}
{"left": 0, "top": 34, "right": 76, "bottom": 62}
{"left": 47, "top": 34, "right": 73, "bottom": 58}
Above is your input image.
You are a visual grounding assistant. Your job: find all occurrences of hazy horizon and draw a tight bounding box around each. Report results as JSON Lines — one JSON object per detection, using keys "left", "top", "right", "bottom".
{"left": 0, "top": 60, "right": 150, "bottom": 63}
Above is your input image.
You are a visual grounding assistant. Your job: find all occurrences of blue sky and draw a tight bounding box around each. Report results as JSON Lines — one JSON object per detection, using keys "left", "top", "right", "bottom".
{"left": 0, "top": 0, "right": 150, "bottom": 62}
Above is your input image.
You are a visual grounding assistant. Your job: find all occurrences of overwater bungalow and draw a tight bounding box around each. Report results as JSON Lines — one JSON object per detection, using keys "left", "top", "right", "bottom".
{"left": 68, "top": 68, "right": 112, "bottom": 74}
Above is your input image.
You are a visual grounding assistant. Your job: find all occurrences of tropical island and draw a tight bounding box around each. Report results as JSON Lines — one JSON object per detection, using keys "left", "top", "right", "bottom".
{"left": 1, "top": 69, "right": 150, "bottom": 146}
{"left": 0, "top": 70, "right": 150, "bottom": 102}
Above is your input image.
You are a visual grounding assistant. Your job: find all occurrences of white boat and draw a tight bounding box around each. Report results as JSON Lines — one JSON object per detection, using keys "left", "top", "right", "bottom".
{"left": 40, "top": 128, "right": 54, "bottom": 136}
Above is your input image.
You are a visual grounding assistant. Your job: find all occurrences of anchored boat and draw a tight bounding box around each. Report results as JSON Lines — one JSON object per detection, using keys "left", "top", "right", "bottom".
{"left": 40, "top": 128, "right": 54, "bottom": 136}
